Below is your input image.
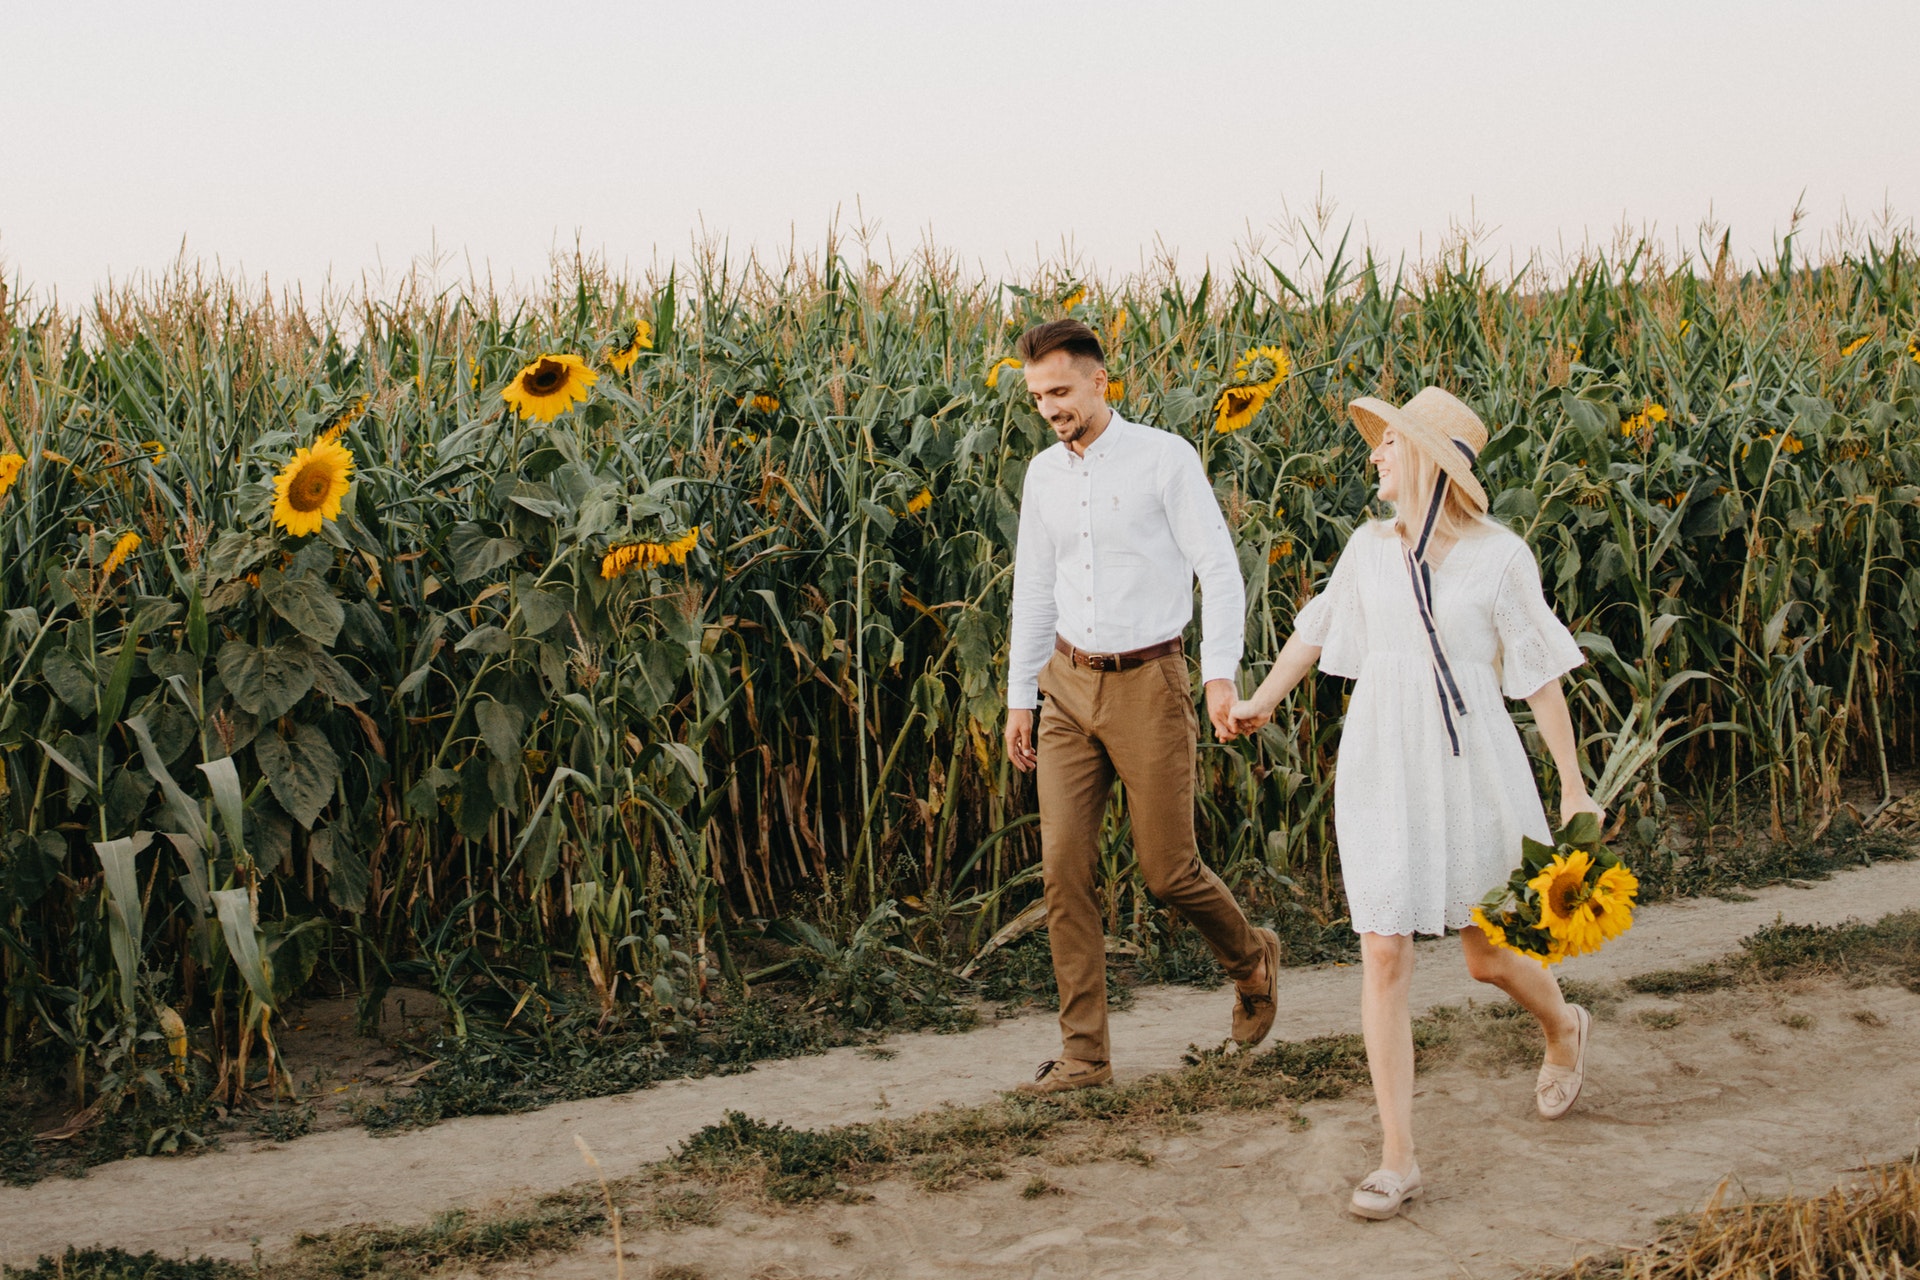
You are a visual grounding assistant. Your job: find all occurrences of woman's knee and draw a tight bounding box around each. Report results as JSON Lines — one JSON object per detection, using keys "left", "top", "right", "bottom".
{"left": 1459, "top": 929, "right": 1511, "bottom": 985}
{"left": 1359, "top": 932, "right": 1414, "bottom": 984}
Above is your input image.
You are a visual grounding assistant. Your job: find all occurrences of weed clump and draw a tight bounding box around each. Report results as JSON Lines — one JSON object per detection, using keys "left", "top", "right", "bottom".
{"left": 0, "top": 1250, "right": 245, "bottom": 1280}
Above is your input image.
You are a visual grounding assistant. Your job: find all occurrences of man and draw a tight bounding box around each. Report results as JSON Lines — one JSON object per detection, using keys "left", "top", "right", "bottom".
{"left": 1004, "top": 318, "right": 1279, "bottom": 1095}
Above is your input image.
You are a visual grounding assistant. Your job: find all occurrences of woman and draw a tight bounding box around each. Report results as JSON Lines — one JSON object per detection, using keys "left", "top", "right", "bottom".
{"left": 1228, "top": 387, "right": 1601, "bottom": 1220}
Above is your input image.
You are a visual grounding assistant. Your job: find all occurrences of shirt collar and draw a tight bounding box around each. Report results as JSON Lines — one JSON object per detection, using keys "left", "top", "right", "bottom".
{"left": 1062, "top": 410, "right": 1128, "bottom": 465}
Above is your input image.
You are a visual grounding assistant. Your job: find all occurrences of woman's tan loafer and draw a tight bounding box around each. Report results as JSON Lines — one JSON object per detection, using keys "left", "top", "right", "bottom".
{"left": 1349, "top": 1162, "right": 1423, "bottom": 1220}
{"left": 1535, "top": 1003, "right": 1591, "bottom": 1119}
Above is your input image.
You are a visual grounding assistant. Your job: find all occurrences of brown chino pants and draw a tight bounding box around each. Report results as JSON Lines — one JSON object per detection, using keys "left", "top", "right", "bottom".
{"left": 1035, "top": 647, "right": 1263, "bottom": 1062}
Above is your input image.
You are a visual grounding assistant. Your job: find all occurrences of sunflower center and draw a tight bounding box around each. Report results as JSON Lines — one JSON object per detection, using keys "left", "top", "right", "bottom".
{"left": 290, "top": 462, "right": 335, "bottom": 512}
{"left": 523, "top": 359, "right": 569, "bottom": 396}
{"left": 1547, "top": 873, "right": 1588, "bottom": 919}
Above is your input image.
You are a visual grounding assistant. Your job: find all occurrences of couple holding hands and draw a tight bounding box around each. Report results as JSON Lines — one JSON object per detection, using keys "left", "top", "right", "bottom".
{"left": 999, "top": 320, "right": 1601, "bottom": 1221}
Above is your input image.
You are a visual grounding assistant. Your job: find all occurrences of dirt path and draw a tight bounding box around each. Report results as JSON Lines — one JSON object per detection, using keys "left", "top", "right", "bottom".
{"left": 3, "top": 858, "right": 1917, "bottom": 1268}
{"left": 539, "top": 972, "right": 1920, "bottom": 1280}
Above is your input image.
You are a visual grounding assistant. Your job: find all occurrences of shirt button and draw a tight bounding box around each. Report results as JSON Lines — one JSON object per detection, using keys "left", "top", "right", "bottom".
{"left": 1085, "top": 595, "right": 1092, "bottom": 601}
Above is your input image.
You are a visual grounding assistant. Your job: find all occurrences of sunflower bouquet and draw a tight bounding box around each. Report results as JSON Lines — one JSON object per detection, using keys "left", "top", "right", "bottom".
{"left": 1471, "top": 811, "right": 1638, "bottom": 966}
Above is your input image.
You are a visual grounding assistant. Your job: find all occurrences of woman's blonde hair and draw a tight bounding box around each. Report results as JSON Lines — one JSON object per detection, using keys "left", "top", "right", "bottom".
{"left": 1390, "top": 433, "right": 1487, "bottom": 546}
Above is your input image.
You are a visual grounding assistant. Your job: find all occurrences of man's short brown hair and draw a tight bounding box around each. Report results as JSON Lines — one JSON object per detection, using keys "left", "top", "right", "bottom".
{"left": 1015, "top": 319, "right": 1105, "bottom": 368}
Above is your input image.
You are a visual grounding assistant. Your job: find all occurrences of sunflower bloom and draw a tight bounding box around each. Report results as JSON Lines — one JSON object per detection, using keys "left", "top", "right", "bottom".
{"left": 271, "top": 438, "right": 355, "bottom": 537}
{"left": 1587, "top": 863, "right": 1639, "bottom": 942}
{"left": 750, "top": 393, "right": 780, "bottom": 414}
{"left": 608, "top": 321, "right": 653, "bottom": 373}
{"left": 1908, "top": 338, "right": 1920, "bottom": 366}
{"left": 1062, "top": 287, "right": 1086, "bottom": 310}
{"left": 1104, "top": 378, "right": 1125, "bottom": 404}
{"left": 0, "top": 452, "right": 23, "bottom": 501}
{"left": 906, "top": 488, "right": 932, "bottom": 515}
{"left": 1232, "top": 344, "right": 1291, "bottom": 391}
{"left": 1267, "top": 539, "right": 1294, "bottom": 564}
{"left": 1840, "top": 335, "right": 1869, "bottom": 357}
{"left": 502, "top": 354, "right": 597, "bottom": 422}
{"left": 986, "top": 357, "right": 1022, "bottom": 389}
{"left": 1529, "top": 848, "right": 1611, "bottom": 957}
{"left": 101, "top": 532, "right": 141, "bottom": 578}
{"left": 1213, "top": 383, "right": 1271, "bottom": 434}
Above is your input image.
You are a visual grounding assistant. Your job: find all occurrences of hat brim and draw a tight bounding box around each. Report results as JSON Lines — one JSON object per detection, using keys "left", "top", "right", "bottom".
{"left": 1348, "top": 396, "right": 1489, "bottom": 514}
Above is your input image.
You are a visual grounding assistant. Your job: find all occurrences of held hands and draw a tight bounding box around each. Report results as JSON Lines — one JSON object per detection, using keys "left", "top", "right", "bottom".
{"left": 1226, "top": 695, "right": 1275, "bottom": 737}
{"left": 1204, "top": 680, "right": 1242, "bottom": 742}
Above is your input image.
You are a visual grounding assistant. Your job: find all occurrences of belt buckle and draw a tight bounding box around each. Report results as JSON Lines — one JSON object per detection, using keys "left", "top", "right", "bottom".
{"left": 1086, "top": 653, "right": 1112, "bottom": 672}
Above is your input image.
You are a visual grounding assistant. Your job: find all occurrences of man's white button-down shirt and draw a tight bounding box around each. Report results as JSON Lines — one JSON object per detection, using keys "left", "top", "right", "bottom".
{"left": 1007, "top": 413, "right": 1245, "bottom": 710}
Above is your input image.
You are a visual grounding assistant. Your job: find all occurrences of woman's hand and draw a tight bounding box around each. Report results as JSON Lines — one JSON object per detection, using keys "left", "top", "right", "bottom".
{"left": 1558, "top": 792, "right": 1604, "bottom": 828}
{"left": 1228, "top": 697, "right": 1273, "bottom": 735}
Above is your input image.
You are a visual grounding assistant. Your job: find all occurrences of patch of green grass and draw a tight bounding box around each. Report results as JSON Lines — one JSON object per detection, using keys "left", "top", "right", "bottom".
{"left": 1626, "top": 910, "right": 1920, "bottom": 1000}
{"left": 285, "top": 1197, "right": 605, "bottom": 1279}
{"left": 1625, "top": 966, "right": 1735, "bottom": 996}
{"left": 1, "top": 1250, "right": 246, "bottom": 1280}
{"left": 1633, "top": 824, "right": 1916, "bottom": 905}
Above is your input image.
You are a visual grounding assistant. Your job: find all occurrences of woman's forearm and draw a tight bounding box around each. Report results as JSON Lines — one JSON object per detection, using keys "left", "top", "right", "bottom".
{"left": 1524, "top": 678, "right": 1592, "bottom": 809}
{"left": 1246, "top": 633, "right": 1321, "bottom": 715}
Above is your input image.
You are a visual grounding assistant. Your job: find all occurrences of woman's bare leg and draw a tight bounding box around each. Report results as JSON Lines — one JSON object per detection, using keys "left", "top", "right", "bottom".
{"left": 1459, "top": 926, "right": 1581, "bottom": 1067}
{"left": 1359, "top": 931, "right": 1417, "bottom": 1173}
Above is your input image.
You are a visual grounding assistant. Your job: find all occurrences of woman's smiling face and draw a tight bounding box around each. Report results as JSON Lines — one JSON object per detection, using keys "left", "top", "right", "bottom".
{"left": 1370, "top": 425, "right": 1400, "bottom": 503}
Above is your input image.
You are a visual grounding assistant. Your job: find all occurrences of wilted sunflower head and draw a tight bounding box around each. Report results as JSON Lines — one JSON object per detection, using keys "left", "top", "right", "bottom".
{"left": 503, "top": 354, "right": 598, "bottom": 422}
{"left": 608, "top": 321, "right": 653, "bottom": 373}
{"left": 1232, "top": 344, "right": 1291, "bottom": 391}
{"left": 100, "top": 531, "right": 141, "bottom": 578}
{"left": 1214, "top": 383, "right": 1271, "bottom": 434}
{"left": 272, "top": 438, "right": 355, "bottom": 537}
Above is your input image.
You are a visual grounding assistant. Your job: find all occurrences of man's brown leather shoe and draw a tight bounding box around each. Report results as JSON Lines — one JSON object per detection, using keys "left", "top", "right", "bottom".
{"left": 1231, "top": 927, "right": 1282, "bottom": 1047}
{"left": 1014, "top": 1057, "right": 1113, "bottom": 1095}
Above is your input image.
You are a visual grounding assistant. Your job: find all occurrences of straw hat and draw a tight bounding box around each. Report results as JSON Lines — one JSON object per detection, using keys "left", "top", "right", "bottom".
{"left": 1348, "top": 387, "right": 1490, "bottom": 514}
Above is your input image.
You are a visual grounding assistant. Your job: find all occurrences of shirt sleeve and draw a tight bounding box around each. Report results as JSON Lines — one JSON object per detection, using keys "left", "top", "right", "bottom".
{"left": 1006, "top": 460, "right": 1060, "bottom": 710}
{"left": 1161, "top": 438, "right": 1245, "bottom": 687}
{"left": 1493, "top": 540, "right": 1586, "bottom": 699}
{"left": 1293, "top": 526, "right": 1369, "bottom": 678}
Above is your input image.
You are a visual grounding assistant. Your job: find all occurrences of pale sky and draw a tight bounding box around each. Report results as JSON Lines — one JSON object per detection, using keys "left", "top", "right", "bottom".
{"left": 4, "top": 0, "right": 1916, "bottom": 303}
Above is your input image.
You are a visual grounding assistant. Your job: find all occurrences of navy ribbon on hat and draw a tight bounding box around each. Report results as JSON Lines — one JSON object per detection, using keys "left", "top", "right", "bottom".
{"left": 1405, "top": 438, "right": 1479, "bottom": 756}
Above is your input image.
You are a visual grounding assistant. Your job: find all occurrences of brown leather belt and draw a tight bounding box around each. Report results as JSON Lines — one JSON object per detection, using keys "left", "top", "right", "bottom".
{"left": 1053, "top": 634, "right": 1183, "bottom": 672}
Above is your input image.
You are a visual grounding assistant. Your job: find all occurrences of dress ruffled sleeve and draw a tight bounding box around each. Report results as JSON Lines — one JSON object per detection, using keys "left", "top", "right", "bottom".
{"left": 1294, "top": 527, "right": 1370, "bottom": 679}
{"left": 1493, "top": 540, "right": 1586, "bottom": 698}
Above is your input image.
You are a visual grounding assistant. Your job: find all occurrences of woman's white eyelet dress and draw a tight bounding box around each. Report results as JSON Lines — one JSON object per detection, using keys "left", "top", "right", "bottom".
{"left": 1293, "top": 520, "right": 1587, "bottom": 937}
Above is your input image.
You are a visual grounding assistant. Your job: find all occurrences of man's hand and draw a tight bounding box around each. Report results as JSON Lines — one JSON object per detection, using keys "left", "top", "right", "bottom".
{"left": 1205, "top": 680, "right": 1239, "bottom": 741}
{"left": 1005, "top": 708, "right": 1037, "bottom": 772}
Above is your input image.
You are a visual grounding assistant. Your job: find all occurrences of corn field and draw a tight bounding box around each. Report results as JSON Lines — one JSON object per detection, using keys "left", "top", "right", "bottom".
{"left": 1, "top": 227, "right": 1917, "bottom": 1100}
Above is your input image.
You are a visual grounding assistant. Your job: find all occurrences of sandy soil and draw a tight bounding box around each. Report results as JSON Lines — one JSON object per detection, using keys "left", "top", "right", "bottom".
{"left": 550, "top": 978, "right": 1920, "bottom": 1280}
{"left": 2, "top": 857, "right": 1917, "bottom": 1272}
